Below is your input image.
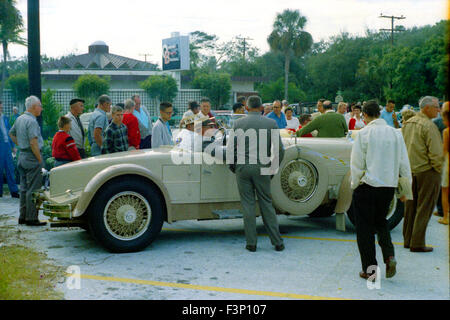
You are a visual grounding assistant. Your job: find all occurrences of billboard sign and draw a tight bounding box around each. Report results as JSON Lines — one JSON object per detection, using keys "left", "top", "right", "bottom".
{"left": 162, "top": 35, "right": 190, "bottom": 71}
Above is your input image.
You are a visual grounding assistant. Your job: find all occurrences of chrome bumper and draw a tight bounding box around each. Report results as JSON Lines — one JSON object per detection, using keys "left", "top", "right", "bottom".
{"left": 33, "top": 190, "right": 73, "bottom": 219}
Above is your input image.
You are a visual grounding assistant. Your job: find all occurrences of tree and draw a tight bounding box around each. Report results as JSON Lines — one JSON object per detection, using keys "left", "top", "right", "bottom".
{"left": 73, "top": 74, "right": 110, "bottom": 111}
{"left": 6, "top": 72, "right": 28, "bottom": 105}
{"left": 0, "top": 0, "right": 26, "bottom": 100}
{"left": 41, "top": 89, "right": 63, "bottom": 139}
{"left": 189, "top": 31, "right": 219, "bottom": 70}
{"left": 258, "top": 78, "right": 306, "bottom": 103}
{"left": 267, "top": 9, "right": 313, "bottom": 100}
{"left": 139, "top": 75, "right": 178, "bottom": 103}
{"left": 193, "top": 73, "right": 232, "bottom": 109}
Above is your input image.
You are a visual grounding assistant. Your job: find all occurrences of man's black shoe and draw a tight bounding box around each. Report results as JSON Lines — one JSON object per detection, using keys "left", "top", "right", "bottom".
{"left": 26, "top": 220, "right": 47, "bottom": 226}
{"left": 385, "top": 256, "right": 397, "bottom": 278}
{"left": 245, "top": 245, "right": 256, "bottom": 252}
{"left": 18, "top": 219, "right": 26, "bottom": 225}
{"left": 11, "top": 192, "right": 19, "bottom": 198}
{"left": 275, "top": 244, "right": 285, "bottom": 251}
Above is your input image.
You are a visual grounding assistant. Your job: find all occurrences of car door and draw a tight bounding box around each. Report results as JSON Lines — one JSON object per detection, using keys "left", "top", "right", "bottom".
{"left": 200, "top": 152, "right": 240, "bottom": 201}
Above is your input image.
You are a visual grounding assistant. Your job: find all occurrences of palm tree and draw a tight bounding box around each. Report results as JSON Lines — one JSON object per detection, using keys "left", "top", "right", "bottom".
{"left": 0, "top": 0, "right": 26, "bottom": 100}
{"left": 267, "top": 9, "right": 313, "bottom": 101}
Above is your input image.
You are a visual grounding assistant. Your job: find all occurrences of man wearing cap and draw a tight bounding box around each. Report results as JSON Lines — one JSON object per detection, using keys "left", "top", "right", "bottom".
{"left": 66, "top": 98, "right": 86, "bottom": 158}
{"left": 132, "top": 95, "right": 153, "bottom": 149}
{"left": 88, "top": 95, "right": 111, "bottom": 156}
{"left": 9, "top": 96, "right": 46, "bottom": 226}
{"left": 199, "top": 117, "right": 225, "bottom": 157}
{"left": 176, "top": 115, "right": 197, "bottom": 151}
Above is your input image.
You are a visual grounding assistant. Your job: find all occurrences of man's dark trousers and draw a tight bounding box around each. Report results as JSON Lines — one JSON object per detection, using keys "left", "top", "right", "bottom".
{"left": 352, "top": 183, "right": 395, "bottom": 273}
{"left": 235, "top": 165, "right": 283, "bottom": 247}
{"left": 18, "top": 154, "right": 42, "bottom": 222}
{"left": 140, "top": 135, "right": 152, "bottom": 149}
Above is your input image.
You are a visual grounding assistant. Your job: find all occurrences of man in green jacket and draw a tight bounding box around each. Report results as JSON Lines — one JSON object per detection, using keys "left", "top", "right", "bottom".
{"left": 296, "top": 101, "right": 348, "bottom": 138}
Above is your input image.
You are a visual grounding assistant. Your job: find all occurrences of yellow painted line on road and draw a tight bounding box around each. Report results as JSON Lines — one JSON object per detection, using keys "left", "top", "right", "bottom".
{"left": 78, "top": 274, "right": 352, "bottom": 300}
{"left": 162, "top": 228, "right": 436, "bottom": 247}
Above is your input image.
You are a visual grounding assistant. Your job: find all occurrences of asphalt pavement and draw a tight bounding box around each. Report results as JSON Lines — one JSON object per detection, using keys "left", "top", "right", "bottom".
{"left": 0, "top": 197, "right": 448, "bottom": 300}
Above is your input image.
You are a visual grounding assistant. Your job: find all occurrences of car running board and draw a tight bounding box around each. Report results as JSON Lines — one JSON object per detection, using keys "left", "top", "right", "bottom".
{"left": 212, "top": 209, "right": 244, "bottom": 219}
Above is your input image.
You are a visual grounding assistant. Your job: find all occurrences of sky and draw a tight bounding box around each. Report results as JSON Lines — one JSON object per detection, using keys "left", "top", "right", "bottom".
{"left": 7, "top": 0, "right": 449, "bottom": 68}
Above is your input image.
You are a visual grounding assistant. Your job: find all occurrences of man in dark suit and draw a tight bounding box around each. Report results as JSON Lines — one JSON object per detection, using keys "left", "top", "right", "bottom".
{"left": 229, "top": 95, "right": 285, "bottom": 252}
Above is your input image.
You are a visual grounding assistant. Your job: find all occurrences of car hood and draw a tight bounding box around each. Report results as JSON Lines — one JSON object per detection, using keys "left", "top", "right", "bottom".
{"left": 49, "top": 148, "right": 172, "bottom": 197}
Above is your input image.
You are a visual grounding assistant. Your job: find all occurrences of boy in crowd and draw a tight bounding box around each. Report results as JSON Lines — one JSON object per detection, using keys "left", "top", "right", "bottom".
{"left": 52, "top": 116, "right": 81, "bottom": 167}
{"left": 102, "top": 105, "right": 129, "bottom": 154}
{"left": 152, "top": 102, "right": 174, "bottom": 148}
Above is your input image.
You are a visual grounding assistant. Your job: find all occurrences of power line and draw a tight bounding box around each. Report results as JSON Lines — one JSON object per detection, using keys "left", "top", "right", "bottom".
{"left": 139, "top": 53, "right": 152, "bottom": 63}
{"left": 379, "top": 13, "right": 406, "bottom": 45}
{"left": 236, "top": 36, "right": 253, "bottom": 60}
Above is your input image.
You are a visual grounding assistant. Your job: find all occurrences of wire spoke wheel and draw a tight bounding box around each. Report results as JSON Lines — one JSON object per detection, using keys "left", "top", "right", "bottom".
{"left": 103, "top": 191, "right": 151, "bottom": 241}
{"left": 280, "top": 159, "right": 318, "bottom": 202}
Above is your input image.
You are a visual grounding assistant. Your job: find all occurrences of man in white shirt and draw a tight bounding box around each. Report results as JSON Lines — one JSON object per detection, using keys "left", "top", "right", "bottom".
{"left": 350, "top": 100, "right": 411, "bottom": 281}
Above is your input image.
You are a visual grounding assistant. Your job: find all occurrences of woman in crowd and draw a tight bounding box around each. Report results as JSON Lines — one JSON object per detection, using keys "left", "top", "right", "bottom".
{"left": 285, "top": 107, "right": 300, "bottom": 130}
{"left": 348, "top": 104, "right": 366, "bottom": 130}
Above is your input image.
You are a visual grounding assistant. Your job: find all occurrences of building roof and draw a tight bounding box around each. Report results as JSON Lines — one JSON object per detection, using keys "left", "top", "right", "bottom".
{"left": 43, "top": 41, "right": 158, "bottom": 71}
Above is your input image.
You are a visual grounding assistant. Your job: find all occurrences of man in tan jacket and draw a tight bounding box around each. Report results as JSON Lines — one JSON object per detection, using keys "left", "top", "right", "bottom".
{"left": 402, "top": 96, "right": 443, "bottom": 252}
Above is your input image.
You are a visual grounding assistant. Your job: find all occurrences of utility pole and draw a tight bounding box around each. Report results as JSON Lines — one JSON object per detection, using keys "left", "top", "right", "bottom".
{"left": 139, "top": 53, "right": 152, "bottom": 63}
{"left": 28, "top": 0, "right": 42, "bottom": 129}
{"left": 379, "top": 13, "right": 405, "bottom": 91}
{"left": 236, "top": 36, "right": 253, "bottom": 60}
{"left": 379, "top": 13, "right": 406, "bottom": 45}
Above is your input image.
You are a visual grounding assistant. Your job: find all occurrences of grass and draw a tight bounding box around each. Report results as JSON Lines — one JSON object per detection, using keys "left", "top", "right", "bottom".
{"left": 0, "top": 215, "right": 65, "bottom": 300}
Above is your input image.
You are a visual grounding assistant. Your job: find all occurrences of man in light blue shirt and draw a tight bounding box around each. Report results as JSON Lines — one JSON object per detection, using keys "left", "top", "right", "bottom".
{"left": 266, "top": 100, "right": 287, "bottom": 129}
{"left": 88, "top": 95, "right": 111, "bottom": 156}
{"left": 132, "top": 95, "right": 153, "bottom": 149}
{"left": 152, "top": 102, "right": 174, "bottom": 148}
{"left": 380, "top": 100, "right": 401, "bottom": 128}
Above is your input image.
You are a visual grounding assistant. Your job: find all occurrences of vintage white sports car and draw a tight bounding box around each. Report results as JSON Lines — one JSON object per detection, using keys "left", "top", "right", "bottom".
{"left": 34, "top": 129, "right": 404, "bottom": 253}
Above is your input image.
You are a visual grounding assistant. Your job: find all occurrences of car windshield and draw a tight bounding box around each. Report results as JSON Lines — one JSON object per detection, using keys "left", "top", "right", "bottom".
{"left": 215, "top": 113, "right": 247, "bottom": 128}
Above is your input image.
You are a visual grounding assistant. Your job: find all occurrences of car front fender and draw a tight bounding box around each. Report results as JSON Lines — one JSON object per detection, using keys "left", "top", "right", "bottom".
{"left": 72, "top": 163, "right": 171, "bottom": 219}
{"left": 334, "top": 170, "right": 353, "bottom": 214}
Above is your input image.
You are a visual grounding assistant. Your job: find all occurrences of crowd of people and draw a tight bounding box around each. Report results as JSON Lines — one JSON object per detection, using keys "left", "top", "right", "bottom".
{"left": 0, "top": 92, "right": 449, "bottom": 283}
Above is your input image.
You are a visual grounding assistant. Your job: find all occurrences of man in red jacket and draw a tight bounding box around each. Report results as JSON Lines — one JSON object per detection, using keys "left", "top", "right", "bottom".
{"left": 122, "top": 99, "right": 141, "bottom": 150}
{"left": 52, "top": 116, "right": 81, "bottom": 167}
